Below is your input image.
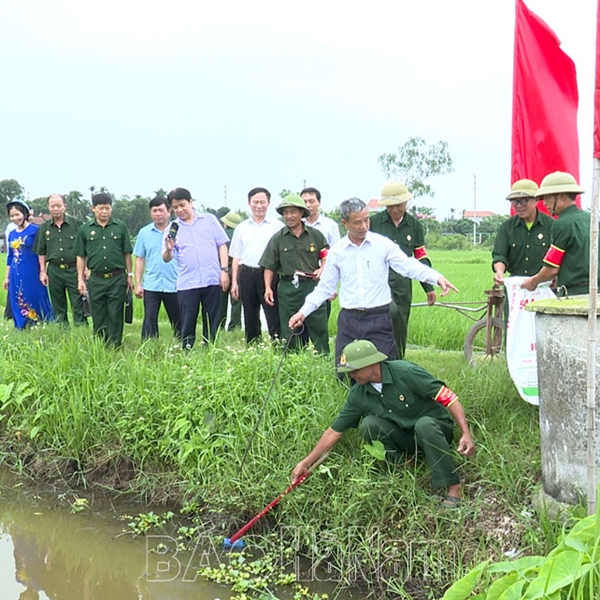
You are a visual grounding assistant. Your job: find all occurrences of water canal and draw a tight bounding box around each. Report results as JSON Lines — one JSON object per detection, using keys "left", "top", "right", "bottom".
{"left": 0, "top": 471, "right": 363, "bottom": 599}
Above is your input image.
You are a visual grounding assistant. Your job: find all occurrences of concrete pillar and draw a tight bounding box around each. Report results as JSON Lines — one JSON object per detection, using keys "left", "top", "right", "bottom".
{"left": 529, "top": 297, "right": 600, "bottom": 505}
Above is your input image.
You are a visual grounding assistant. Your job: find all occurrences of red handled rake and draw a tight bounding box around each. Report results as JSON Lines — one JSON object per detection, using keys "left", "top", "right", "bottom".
{"left": 223, "top": 452, "right": 329, "bottom": 550}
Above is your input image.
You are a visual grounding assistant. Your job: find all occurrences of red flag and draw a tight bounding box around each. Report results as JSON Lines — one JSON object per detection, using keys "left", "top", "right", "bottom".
{"left": 512, "top": 0, "right": 580, "bottom": 213}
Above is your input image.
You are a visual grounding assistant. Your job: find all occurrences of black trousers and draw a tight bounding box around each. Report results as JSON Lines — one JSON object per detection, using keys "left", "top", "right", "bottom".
{"left": 335, "top": 306, "right": 397, "bottom": 365}
{"left": 142, "top": 290, "right": 181, "bottom": 339}
{"left": 239, "top": 266, "right": 280, "bottom": 343}
{"left": 178, "top": 285, "right": 221, "bottom": 349}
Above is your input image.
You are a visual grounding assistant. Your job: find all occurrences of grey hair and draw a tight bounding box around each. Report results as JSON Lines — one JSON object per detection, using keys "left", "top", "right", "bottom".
{"left": 339, "top": 198, "right": 366, "bottom": 221}
{"left": 47, "top": 193, "right": 65, "bottom": 203}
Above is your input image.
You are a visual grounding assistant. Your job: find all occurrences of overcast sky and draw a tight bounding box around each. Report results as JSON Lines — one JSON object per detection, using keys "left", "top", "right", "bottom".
{"left": 0, "top": 0, "right": 596, "bottom": 219}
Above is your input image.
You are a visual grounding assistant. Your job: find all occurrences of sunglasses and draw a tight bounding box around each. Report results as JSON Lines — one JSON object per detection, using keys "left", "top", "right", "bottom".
{"left": 510, "top": 198, "right": 534, "bottom": 206}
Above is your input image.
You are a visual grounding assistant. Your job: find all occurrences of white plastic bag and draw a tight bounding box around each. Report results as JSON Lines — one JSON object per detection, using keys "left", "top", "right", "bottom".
{"left": 504, "top": 276, "right": 555, "bottom": 405}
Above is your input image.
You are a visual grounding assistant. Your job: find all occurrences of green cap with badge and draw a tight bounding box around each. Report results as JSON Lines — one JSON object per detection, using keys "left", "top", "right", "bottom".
{"left": 337, "top": 339, "right": 388, "bottom": 373}
{"left": 276, "top": 195, "right": 309, "bottom": 218}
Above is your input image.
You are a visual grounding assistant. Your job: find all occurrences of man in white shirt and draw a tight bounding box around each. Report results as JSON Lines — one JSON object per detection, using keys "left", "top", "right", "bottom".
{"left": 230, "top": 187, "right": 284, "bottom": 343}
{"left": 301, "top": 187, "right": 341, "bottom": 247}
{"left": 289, "top": 198, "right": 458, "bottom": 364}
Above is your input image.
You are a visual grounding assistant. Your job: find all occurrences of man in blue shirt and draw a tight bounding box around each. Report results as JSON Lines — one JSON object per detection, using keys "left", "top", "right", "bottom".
{"left": 162, "top": 188, "right": 230, "bottom": 349}
{"left": 133, "top": 196, "right": 181, "bottom": 340}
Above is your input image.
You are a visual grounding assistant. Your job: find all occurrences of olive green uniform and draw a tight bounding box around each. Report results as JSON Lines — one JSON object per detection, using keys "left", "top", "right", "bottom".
{"left": 260, "top": 225, "right": 329, "bottom": 354}
{"left": 33, "top": 216, "right": 86, "bottom": 326}
{"left": 369, "top": 210, "right": 433, "bottom": 358}
{"left": 543, "top": 204, "right": 599, "bottom": 295}
{"left": 73, "top": 218, "right": 132, "bottom": 347}
{"left": 219, "top": 225, "right": 242, "bottom": 330}
{"left": 492, "top": 211, "right": 554, "bottom": 277}
{"left": 331, "top": 360, "right": 458, "bottom": 489}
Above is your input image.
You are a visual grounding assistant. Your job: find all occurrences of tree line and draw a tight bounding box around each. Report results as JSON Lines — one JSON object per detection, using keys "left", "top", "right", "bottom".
{"left": 0, "top": 179, "right": 239, "bottom": 237}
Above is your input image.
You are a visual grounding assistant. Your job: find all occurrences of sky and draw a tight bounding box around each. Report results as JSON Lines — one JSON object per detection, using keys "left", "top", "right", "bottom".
{"left": 0, "top": 0, "right": 597, "bottom": 220}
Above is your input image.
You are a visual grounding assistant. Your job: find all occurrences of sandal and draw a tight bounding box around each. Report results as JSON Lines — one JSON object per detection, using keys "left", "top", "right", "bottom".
{"left": 440, "top": 495, "right": 462, "bottom": 509}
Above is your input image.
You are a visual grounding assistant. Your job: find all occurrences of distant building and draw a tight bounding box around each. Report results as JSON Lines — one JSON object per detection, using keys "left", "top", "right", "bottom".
{"left": 30, "top": 213, "right": 51, "bottom": 226}
{"left": 367, "top": 198, "right": 382, "bottom": 212}
{"left": 462, "top": 210, "right": 495, "bottom": 224}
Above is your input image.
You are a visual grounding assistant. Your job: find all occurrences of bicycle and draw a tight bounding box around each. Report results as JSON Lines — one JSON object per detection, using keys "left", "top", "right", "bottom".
{"left": 412, "top": 286, "right": 506, "bottom": 365}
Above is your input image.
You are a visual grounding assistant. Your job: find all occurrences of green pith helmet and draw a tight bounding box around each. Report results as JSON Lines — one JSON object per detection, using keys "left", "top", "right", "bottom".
{"left": 378, "top": 181, "right": 413, "bottom": 206}
{"left": 535, "top": 171, "right": 585, "bottom": 198}
{"left": 337, "top": 339, "right": 388, "bottom": 373}
{"left": 221, "top": 211, "right": 242, "bottom": 229}
{"left": 276, "top": 195, "right": 309, "bottom": 218}
{"left": 506, "top": 179, "right": 539, "bottom": 200}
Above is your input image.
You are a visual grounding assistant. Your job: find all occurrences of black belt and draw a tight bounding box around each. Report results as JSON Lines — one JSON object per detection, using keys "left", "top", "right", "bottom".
{"left": 343, "top": 304, "right": 390, "bottom": 315}
{"left": 241, "top": 265, "right": 263, "bottom": 273}
{"left": 280, "top": 275, "right": 304, "bottom": 281}
{"left": 91, "top": 270, "right": 125, "bottom": 279}
{"left": 51, "top": 262, "right": 76, "bottom": 269}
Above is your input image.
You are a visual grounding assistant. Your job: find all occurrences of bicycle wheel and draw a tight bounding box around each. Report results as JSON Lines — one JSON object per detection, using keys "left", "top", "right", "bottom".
{"left": 463, "top": 317, "right": 506, "bottom": 366}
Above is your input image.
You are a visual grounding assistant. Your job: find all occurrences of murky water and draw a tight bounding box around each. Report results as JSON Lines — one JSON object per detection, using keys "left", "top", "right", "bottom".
{"left": 0, "top": 472, "right": 362, "bottom": 599}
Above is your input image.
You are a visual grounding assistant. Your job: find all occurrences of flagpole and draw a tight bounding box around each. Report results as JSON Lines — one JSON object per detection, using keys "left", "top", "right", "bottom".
{"left": 587, "top": 0, "right": 600, "bottom": 516}
{"left": 588, "top": 159, "right": 598, "bottom": 516}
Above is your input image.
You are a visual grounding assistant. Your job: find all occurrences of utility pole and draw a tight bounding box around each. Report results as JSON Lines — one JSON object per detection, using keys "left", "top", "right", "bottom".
{"left": 224, "top": 185, "right": 227, "bottom": 207}
{"left": 472, "top": 175, "right": 477, "bottom": 246}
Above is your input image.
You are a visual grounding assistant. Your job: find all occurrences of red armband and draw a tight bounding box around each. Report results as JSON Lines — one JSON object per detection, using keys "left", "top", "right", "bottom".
{"left": 319, "top": 248, "right": 329, "bottom": 260}
{"left": 434, "top": 386, "right": 458, "bottom": 408}
{"left": 414, "top": 246, "right": 428, "bottom": 260}
{"left": 543, "top": 244, "right": 565, "bottom": 268}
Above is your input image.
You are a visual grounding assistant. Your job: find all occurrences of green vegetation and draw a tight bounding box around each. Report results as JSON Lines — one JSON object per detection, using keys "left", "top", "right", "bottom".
{"left": 378, "top": 136, "right": 454, "bottom": 199}
{"left": 0, "top": 250, "right": 583, "bottom": 598}
{"left": 409, "top": 250, "right": 494, "bottom": 350}
{"left": 443, "top": 507, "right": 600, "bottom": 599}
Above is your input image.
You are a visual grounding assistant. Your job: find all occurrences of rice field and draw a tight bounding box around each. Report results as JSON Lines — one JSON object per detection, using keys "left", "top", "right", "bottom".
{"left": 409, "top": 249, "right": 494, "bottom": 351}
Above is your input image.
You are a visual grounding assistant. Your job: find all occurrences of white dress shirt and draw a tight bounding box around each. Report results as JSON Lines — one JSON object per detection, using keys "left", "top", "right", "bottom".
{"left": 304, "top": 213, "right": 341, "bottom": 247}
{"left": 229, "top": 216, "right": 284, "bottom": 268}
{"left": 299, "top": 231, "right": 441, "bottom": 317}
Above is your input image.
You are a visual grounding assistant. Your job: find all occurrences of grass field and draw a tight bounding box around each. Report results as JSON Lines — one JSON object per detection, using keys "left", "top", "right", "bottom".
{"left": 0, "top": 248, "right": 579, "bottom": 599}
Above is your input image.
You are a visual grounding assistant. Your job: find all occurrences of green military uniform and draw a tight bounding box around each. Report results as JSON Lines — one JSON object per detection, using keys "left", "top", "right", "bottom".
{"left": 33, "top": 216, "right": 86, "bottom": 326}
{"left": 369, "top": 210, "right": 433, "bottom": 358}
{"left": 260, "top": 224, "right": 330, "bottom": 353}
{"left": 543, "top": 204, "right": 598, "bottom": 295}
{"left": 219, "top": 225, "right": 242, "bottom": 330}
{"left": 331, "top": 360, "right": 458, "bottom": 489}
{"left": 492, "top": 211, "right": 554, "bottom": 277}
{"left": 73, "top": 218, "right": 132, "bottom": 347}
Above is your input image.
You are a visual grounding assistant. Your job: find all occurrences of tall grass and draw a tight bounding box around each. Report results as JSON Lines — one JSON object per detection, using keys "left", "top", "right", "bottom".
{"left": 0, "top": 249, "right": 577, "bottom": 598}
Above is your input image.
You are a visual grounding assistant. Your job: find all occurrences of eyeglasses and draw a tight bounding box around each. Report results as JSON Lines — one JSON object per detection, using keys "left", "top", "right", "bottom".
{"left": 509, "top": 198, "right": 534, "bottom": 206}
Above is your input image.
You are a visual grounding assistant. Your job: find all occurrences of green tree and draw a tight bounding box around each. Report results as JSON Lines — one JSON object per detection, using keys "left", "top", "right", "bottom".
{"left": 0, "top": 179, "right": 25, "bottom": 205}
{"left": 420, "top": 217, "right": 442, "bottom": 236}
{"left": 409, "top": 204, "right": 436, "bottom": 219}
{"left": 65, "top": 190, "right": 92, "bottom": 222}
{"left": 112, "top": 195, "right": 151, "bottom": 236}
{"left": 378, "top": 136, "right": 454, "bottom": 198}
{"left": 442, "top": 217, "right": 473, "bottom": 236}
{"left": 279, "top": 188, "right": 300, "bottom": 199}
{"left": 29, "top": 196, "right": 49, "bottom": 217}
{"left": 478, "top": 214, "right": 508, "bottom": 237}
